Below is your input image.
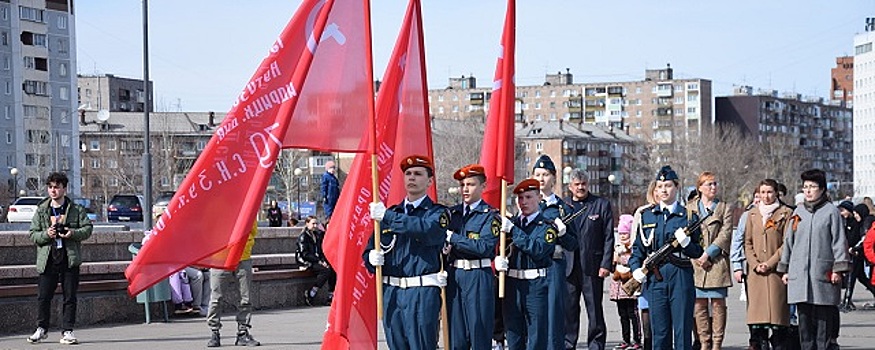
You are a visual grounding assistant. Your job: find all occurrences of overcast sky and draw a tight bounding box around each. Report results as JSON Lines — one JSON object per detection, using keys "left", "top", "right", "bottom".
{"left": 75, "top": 0, "right": 871, "bottom": 113}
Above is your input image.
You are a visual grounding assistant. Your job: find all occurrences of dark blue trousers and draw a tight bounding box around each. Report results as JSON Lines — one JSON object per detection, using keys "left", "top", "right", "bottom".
{"left": 644, "top": 264, "right": 694, "bottom": 350}
{"left": 447, "top": 267, "right": 494, "bottom": 350}
{"left": 547, "top": 258, "right": 567, "bottom": 350}
{"left": 504, "top": 276, "right": 549, "bottom": 350}
{"left": 383, "top": 285, "right": 441, "bottom": 350}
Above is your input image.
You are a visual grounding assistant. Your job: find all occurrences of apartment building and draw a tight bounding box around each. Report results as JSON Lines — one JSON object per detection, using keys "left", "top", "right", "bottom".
{"left": 77, "top": 74, "right": 152, "bottom": 112}
{"left": 832, "top": 56, "right": 854, "bottom": 108}
{"left": 0, "top": 0, "right": 78, "bottom": 203}
{"left": 855, "top": 20, "right": 875, "bottom": 197}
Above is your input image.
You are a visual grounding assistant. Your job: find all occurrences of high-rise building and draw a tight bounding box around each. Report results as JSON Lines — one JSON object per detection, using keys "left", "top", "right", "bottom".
{"left": 854, "top": 19, "right": 875, "bottom": 197}
{"left": 77, "top": 74, "right": 152, "bottom": 112}
{"left": 716, "top": 89, "right": 853, "bottom": 193}
{"left": 831, "top": 56, "right": 854, "bottom": 107}
{"left": 427, "top": 65, "right": 713, "bottom": 165}
{"left": 0, "top": 0, "right": 78, "bottom": 202}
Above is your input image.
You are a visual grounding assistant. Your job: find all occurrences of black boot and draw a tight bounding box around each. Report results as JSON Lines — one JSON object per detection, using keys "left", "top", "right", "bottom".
{"left": 235, "top": 329, "right": 260, "bottom": 347}
{"left": 207, "top": 330, "right": 221, "bottom": 347}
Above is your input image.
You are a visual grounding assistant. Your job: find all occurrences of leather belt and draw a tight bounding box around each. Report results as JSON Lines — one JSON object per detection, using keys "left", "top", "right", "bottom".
{"left": 452, "top": 258, "right": 492, "bottom": 270}
{"left": 382, "top": 273, "right": 442, "bottom": 289}
{"left": 507, "top": 268, "right": 547, "bottom": 280}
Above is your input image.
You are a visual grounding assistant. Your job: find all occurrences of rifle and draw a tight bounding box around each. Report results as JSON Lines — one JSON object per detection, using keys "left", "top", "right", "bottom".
{"left": 621, "top": 208, "right": 712, "bottom": 295}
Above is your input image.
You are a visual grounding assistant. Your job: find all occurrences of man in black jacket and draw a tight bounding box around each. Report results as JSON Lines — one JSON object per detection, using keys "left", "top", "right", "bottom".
{"left": 564, "top": 169, "right": 614, "bottom": 350}
{"left": 298, "top": 216, "right": 335, "bottom": 306}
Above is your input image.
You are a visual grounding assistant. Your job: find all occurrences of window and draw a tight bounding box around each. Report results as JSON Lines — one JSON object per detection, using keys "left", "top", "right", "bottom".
{"left": 1, "top": 7, "right": 7, "bottom": 20}
{"left": 109, "top": 177, "right": 119, "bottom": 187}
{"left": 674, "top": 97, "right": 683, "bottom": 104}
{"left": 550, "top": 90, "right": 556, "bottom": 97}
{"left": 60, "top": 134, "right": 70, "bottom": 147}
{"left": 438, "top": 95, "right": 444, "bottom": 102}
{"left": 23, "top": 80, "right": 48, "bottom": 95}
{"left": 0, "top": 32, "right": 6, "bottom": 46}
{"left": 107, "top": 140, "right": 117, "bottom": 150}
{"left": 5, "top": 131, "right": 10, "bottom": 144}
{"left": 535, "top": 90, "right": 541, "bottom": 98}
{"left": 56, "top": 39, "right": 68, "bottom": 53}
{"left": 107, "top": 159, "right": 118, "bottom": 169}
{"left": 59, "top": 86, "right": 69, "bottom": 100}
{"left": 452, "top": 105, "right": 459, "bottom": 112}
{"left": 19, "top": 6, "right": 45, "bottom": 23}
{"left": 535, "top": 102, "right": 541, "bottom": 109}
{"left": 4, "top": 105, "right": 9, "bottom": 119}
{"left": 90, "top": 140, "right": 100, "bottom": 151}
{"left": 535, "top": 142, "right": 543, "bottom": 151}
{"left": 58, "top": 62, "right": 67, "bottom": 77}
{"left": 687, "top": 94, "right": 697, "bottom": 102}
{"left": 91, "top": 159, "right": 100, "bottom": 169}
{"left": 21, "top": 32, "right": 47, "bottom": 47}
{"left": 2, "top": 56, "right": 7, "bottom": 70}
{"left": 57, "top": 15, "right": 67, "bottom": 29}
{"left": 687, "top": 107, "right": 697, "bottom": 114}
{"left": 4, "top": 81, "right": 10, "bottom": 95}
{"left": 25, "top": 153, "right": 35, "bottom": 166}
{"left": 636, "top": 110, "right": 642, "bottom": 117}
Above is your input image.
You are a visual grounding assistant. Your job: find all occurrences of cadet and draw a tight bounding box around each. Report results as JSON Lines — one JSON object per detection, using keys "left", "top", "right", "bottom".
{"left": 531, "top": 155, "right": 578, "bottom": 350}
{"left": 445, "top": 164, "right": 500, "bottom": 350}
{"left": 364, "top": 155, "right": 450, "bottom": 350}
{"left": 629, "top": 166, "right": 703, "bottom": 350}
{"left": 494, "top": 179, "right": 562, "bottom": 350}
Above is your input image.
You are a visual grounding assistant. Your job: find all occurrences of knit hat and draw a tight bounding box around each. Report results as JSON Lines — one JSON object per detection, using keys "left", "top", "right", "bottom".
{"left": 617, "top": 214, "right": 634, "bottom": 234}
{"left": 838, "top": 200, "right": 855, "bottom": 213}
{"left": 854, "top": 203, "right": 870, "bottom": 218}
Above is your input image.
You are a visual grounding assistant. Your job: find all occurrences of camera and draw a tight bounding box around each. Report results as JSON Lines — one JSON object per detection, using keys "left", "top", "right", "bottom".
{"left": 53, "top": 223, "right": 68, "bottom": 235}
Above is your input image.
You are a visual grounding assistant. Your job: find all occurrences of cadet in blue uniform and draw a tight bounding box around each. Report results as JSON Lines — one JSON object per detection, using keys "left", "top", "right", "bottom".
{"left": 531, "top": 155, "right": 579, "bottom": 350}
{"left": 445, "top": 164, "right": 500, "bottom": 350}
{"left": 629, "top": 166, "right": 703, "bottom": 350}
{"left": 494, "top": 179, "right": 562, "bottom": 350}
{"left": 364, "top": 155, "right": 451, "bottom": 350}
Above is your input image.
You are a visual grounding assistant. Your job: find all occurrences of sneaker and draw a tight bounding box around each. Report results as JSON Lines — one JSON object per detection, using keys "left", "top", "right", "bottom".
{"left": 303, "top": 290, "right": 313, "bottom": 306}
{"left": 26, "top": 327, "right": 47, "bottom": 343}
{"left": 627, "top": 343, "right": 642, "bottom": 350}
{"left": 235, "top": 331, "right": 260, "bottom": 346}
{"left": 207, "top": 330, "right": 221, "bottom": 347}
{"left": 60, "top": 331, "right": 78, "bottom": 345}
{"left": 614, "top": 342, "right": 630, "bottom": 350}
{"left": 492, "top": 340, "right": 505, "bottom": 350}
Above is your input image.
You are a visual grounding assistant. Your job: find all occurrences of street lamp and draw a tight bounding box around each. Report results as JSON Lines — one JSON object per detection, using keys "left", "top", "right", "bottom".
{"left": 10, "top": 167, "right": 18, "bottom": 201}
{"left": 563, "top": 166, "right": 573, "bottom": 198}
{"left": 608, "top": 174, "right": 616, "bottom": 213}
{"left": 294, "top": 167, "right": 303, "bottom": 223}
{"left": 447, "top": 186, "right": 460, "bottom": 203}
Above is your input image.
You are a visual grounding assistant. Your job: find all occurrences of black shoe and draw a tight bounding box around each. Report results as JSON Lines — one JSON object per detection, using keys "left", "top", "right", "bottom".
{"left": 235, "top": 331, "right": 260, "bottom": 346}
{"left": 207, "top": 330, "right": 221, "bottom": 347}
{"left": 303, "top": 290, "right": 313, "bottom": 306}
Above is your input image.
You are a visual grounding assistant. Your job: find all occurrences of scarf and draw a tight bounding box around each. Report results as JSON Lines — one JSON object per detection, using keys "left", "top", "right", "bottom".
{"left": 803, "top": 194, "right": 829, "bottom": 213}
{"left": 758, "top": 201, "right": 780, "bottom": 226}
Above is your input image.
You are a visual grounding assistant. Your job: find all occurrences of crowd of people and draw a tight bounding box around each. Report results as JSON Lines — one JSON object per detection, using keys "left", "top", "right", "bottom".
{"left": 23, "top": 157, "right": 871, "bottom": 349}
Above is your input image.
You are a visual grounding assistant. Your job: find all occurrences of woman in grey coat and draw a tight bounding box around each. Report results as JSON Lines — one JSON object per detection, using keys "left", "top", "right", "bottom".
{"left": 777, "top": 169, "right": 850, "bottom": 350}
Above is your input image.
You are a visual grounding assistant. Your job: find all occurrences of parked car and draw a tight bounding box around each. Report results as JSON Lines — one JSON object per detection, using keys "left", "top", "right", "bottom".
{"left": 6, "top": 197, "right": 45, "bottom": 223}
{"left": 107, "top": 194, "right": 146, "bottom": 222}
{"left": 152, "top": 192, "right": 174, "bottom": 219}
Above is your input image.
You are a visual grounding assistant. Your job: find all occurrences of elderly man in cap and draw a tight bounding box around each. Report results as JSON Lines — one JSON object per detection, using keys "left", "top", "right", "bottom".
{"left": 363, "top": 154, "right": 451, "bottom": 350}
{"left": 629, "top": 166, "right": 703, "bottom": 350}
{"left": 494, "top": 179, "right": 561, "bottom": 350}
{"left": 531, "top": 154, "right": 580, "bottom": 350}
{"left": 445, "top": 164, "right": 500, "bottom": 350}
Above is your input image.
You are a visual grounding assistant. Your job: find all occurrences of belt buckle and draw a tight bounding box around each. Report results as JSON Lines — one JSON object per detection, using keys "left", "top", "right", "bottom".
{"left": 463, "top": 260, "right": 472, "bottom": 270}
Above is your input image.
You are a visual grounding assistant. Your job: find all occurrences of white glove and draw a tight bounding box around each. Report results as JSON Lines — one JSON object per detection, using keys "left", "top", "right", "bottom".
{"left": 436, "top": 271, "right": 448, "bottom": 287}
{"left": 553, "top": 245, "right": 565, "bottom": 259}
{"left": 369, "top": 202, "right": 386, "bottom": 221}
{"left": 632, "top": 268, "right": 647, "bottom": 283}
{"left": 368, "top": 250, "right": 384, "bottom": 266}
{"left": 494, "top": 256, "right": 509, "bottom": 272}
{"left": 615, "top": 265, "right": 630, "bottom": 274}
{"left": 501, "top": 216, "right": 514, "bottom": 232}
{"left": 446, "top": 230, "right": 454, "bottom": 243}
{"left": 554, "top": 218, "right": 567, "bottom": 237}
{"left": 674, "top": 227, "right": 690, "bottom": 248}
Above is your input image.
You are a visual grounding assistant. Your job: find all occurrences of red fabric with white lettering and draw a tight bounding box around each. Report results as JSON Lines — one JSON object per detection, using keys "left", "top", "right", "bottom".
{"left": 479, "top": 0, "right": 516, "bottom": 208}
{"left": 125, "top": 0, "right": 368, "bottom": 296}
{"left": 321, "top": 1, "right": 433, "bottom": 348}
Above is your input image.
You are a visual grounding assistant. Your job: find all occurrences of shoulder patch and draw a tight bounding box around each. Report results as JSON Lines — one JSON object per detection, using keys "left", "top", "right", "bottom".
{"left": 491, "top": 218, "right": 501, "bottom": 237}
{"left": 545, "top": 227, "right": 557, "bottom": 243}
{"left": 439, "top": 211, "right": 450, "bottom": 228}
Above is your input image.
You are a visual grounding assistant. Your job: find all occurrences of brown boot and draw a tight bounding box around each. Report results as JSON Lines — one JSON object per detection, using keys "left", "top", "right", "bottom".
{"left": 694, "top": 300, "right": 712, "bottom": 350}
{"left": 710, "top": 301, "right": 727, "bottom": 350}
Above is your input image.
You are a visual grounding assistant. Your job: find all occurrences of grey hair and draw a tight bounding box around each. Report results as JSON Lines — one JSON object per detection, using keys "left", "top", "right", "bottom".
{"left": 569, "top": 169, "right": 588, "bottom": 183}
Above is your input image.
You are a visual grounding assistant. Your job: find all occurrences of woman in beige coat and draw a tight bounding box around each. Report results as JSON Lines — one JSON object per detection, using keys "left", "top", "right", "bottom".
{"left": 688, "top": 172, "right": 733, "bottom": 350}
{"left": 743, "top": 179, "right": 794, "bottom": 350}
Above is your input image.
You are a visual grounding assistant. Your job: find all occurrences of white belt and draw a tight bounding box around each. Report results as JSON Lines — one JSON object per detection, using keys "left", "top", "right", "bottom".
{"left": 382, "top": 273, "right": 442, "bottom": 289}
{"left": 452, "top": 258, "right": 492, "bottom": 270}
{"left": 507, "top": 268, "right": 547, "bottom": 280}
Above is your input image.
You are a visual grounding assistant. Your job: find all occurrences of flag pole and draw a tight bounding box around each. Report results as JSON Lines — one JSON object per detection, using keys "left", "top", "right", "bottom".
{"left": 363, "top": 0, "right": 384, "bottom": 320}
{"left": 440, "top": 259, "right": 450, "bottom": 349}
{"left": 498, "top": 179, "right": 507, "bottom": 298}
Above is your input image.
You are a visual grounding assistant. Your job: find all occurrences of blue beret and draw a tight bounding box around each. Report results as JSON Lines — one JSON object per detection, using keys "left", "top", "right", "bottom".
{"left": 532, "top": 154, "right": 556, "bottom": 174}
{"left": 656, "top": 165, "right": 678, "bottom": 181}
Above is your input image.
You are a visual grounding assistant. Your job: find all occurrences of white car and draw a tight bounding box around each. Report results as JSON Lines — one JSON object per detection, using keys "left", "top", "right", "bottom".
{"left": 6, "top": 197, "right": 45, "bottom": 223}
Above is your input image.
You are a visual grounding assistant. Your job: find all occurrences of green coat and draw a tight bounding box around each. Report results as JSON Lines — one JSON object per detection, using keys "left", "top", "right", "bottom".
{"left": 29, "top": 197, "right": 93, "bottom": 273}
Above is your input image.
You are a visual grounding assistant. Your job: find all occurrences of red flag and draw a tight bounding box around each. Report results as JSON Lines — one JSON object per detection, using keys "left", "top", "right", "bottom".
{"left": 479, "top": 0, "right": 516, "bottom": 208}
{"left": 321, "top": 0, "right": 433, "bottom": 348}
{"left": 125, "top": 0, "right": 370, "bottom": 296}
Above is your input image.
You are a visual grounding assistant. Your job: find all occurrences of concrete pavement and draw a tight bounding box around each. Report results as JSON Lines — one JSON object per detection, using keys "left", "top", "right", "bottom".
{"left": 2, "top": 286, "right": 874, "bottom": 349}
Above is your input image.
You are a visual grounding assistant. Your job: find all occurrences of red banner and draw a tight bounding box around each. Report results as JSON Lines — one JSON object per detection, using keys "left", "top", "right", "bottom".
{"left": 125, "top": 0, "right": 369, "bottom": 296}
{"left": 321, "top": 0, "right": 432, "bottom": 348}
{"left": 479, "top": 0, "right": 516, "bottom": 209}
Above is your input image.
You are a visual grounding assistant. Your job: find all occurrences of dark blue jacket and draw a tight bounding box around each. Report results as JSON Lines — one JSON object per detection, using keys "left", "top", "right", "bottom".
{"left": 629, "top": 203, "right": 703, "bottom": 272}
{"left": 447, "top": 201, "right": 499, "bottom": 261}
{"left": 540, "top": 196, "right": 580, "bottom": 253}
{"left": 321, "top": 172, "right": 340, "bottom": 206}
{"left": 507, "top": 212, "right": 556, "bottom": 270}
{"left": 565, "top": 194, "right": 614, "bottom": 276}
{"left": 363, "top": 196, "right": 450, "bottom": 277}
